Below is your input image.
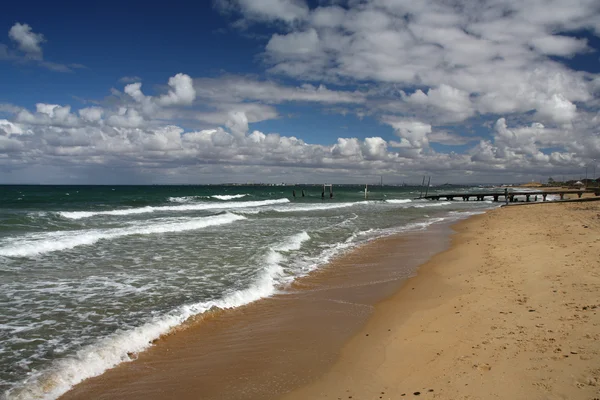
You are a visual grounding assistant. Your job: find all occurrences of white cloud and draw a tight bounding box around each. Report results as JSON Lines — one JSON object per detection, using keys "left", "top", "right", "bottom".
{"left": 124, "top": 82, "right": 145, "bottom": 102}
{"left": 194, "top": 75, "right": 365, "bottom": 104}
{"left": 15, "top": 104, "right": 79, "bottom": 127}
{"left": 535, "top": 94, "right": 577, "bottom": 125}
{"left": 428, "top": 131, "right": 480, "bottom": 146}
{"left": 332, "top": 137, "right": 361, "bottom": 158}
{"left": 158, "top": 73, "right": 196, "bottom": 106}
{"left": 79, "top": 107, "right": 104, "bottom": 122}
{"left": 266, "top": 29, "right": 320, "bottom": 59}
{"left": 225, "top": 111, "right": 249, "bottom": 138}
{"left": 0, "top": 134, "right": 24, "bottom": 153}
{"left": 1, "top": 50, "right": 599, "bottom": 184}
{"left": 2, "top": 22, "right": 77, "bottom": 72}
{"left": 530, "top": 35, "right": 589, "bottom": 57}
{"left": 216, "top": 0, "right": 309, "bottom": 23}
{"left": 311, "top": 6, "right": 346, "bottom": 28}
{"left": 0, "top": 119, "right": 24, "bottom": 135}
{"left": 106, "top": 108, "right": 145, "bottom": 128}
{"left": 8, "top": 23, "right": 44, "bottom": 59}
{"left": 361, "top": 137, "right": 388, "bottom": 160}
{"left": 239, "top": 0, "right": 598, "bottom": 131}
{"left": 384, "top": 118, "right": 432, "bottom": 150}
{"left": 405, "top": 84, "right": 474, "bottom": 122}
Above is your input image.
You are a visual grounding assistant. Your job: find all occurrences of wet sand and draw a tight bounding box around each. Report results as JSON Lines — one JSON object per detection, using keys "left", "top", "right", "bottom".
{"left": 59, "top": 220, "right": 457, "bottom": 400}
{"left": 283, "top": 201, "right": 600, "bottom": 400}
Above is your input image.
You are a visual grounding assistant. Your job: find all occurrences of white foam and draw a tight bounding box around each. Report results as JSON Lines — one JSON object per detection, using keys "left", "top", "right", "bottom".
{"left": 168, "top": 194, "right": 248, "bottom": 202}
{"left": 385, "top": 199, "right": 412, "bottom": 204}
{"left": 211, "top": 194, "right": 248, "bottom": 200}
{"left": 411, "top": 201, "right": 452, "bottom": 208}
{"left": 274, "top": 231, "right": 310, "bottom": 252}
{"left": 59, "top": 199, "right": 289, "bottom": 220}
{"left": 167, "top": 196, "right": 206, "bottom": 203}
{"left": 273, "top": 202, "right": 356, "bottom": 213}
{"left": 59, "top": 206, "right": 155, "bottom": 219}
{"left": 3, "top": 231, "right": 310, "bottom": 400}
{"left": 0, "top": 213, "right": 246, "bottom": 257}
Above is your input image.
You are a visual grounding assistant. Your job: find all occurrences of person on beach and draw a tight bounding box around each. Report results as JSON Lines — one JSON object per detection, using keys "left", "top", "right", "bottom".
{"left": 504, "top": 188, "right": 509, "bottom": 205}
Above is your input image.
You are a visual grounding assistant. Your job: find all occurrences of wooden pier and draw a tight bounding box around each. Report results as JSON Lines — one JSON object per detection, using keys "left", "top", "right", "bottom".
{"left": 421, "top": 190, "right": 598, "bottom": 203}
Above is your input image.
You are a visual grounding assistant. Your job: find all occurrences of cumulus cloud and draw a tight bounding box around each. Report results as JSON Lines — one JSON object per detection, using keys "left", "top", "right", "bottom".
{"left": 216, "top": 0, "right": 309, "bottom": 23}
{"left": 2, "top": 22, "right": 78, "bottom": 72}
{"left": 530, "top": 35, "right": 589, "bottom": 57}
{"left": 225, "top": 111, "right": 249, "bottom": 138}
{"left": 106, "top": 108, "right": 145, "bottom": 128}
{"left": 232, "top": 0, "right": 599, "bottom": 130}
{"left": 1, "top": 94, "right": 597, "bottom": 183}
{"left": 8, "top": 23, "right": 44, "bottom": 59}
{"left": 266, "top": 29, "right": 320, "bottom": 58}
{"left": 332, "top": 137, "right": 361, "bottom": 158}
{"left": 405, "top": 84, "right": 474, "bottom": 122}
{"left": 15, "top": 104, "right": 79, "bottom": 127}
{"left": 535, "top": 94, "right": 577, "bottom": 125}
{"left": 384, "top": 118, "right": 432, "bottom": 150}
{"left": 158, "top": 73, "right": 196, "bottom": 106}
{"left": 3, "top": 5, "right": 600, "bottom": 186}
{"left": 79, "top": 107, "right": 104, "bottom": 123}
{"left": 0, "top": 119, "right": 25, "bottom": 135}
{"left": 124, "top": 82, "right": 145, "bottom": 103}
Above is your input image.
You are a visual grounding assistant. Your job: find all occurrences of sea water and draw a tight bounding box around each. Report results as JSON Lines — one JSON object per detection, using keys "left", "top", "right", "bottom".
{"left": 0, "top": 185, "right": 496, "bottom": 399}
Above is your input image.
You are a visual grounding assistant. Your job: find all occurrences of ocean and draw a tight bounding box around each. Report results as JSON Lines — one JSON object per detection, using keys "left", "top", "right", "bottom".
{"left": 0, "top": 184, "right": 497, "bottom": 399}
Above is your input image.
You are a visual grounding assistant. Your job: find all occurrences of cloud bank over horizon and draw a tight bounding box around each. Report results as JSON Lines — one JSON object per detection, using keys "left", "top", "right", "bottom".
{"left": 1, "top": 0, "right": 599, "bottom": 184}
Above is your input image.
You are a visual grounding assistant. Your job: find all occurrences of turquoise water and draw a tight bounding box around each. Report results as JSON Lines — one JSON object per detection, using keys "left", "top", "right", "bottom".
{"left": 0, "top": 185, "right": 496, "bottom": 399}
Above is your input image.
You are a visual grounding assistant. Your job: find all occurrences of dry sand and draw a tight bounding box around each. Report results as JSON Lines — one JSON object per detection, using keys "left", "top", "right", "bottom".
{"left": 282, "top": 201, "right": 600, "bottom": 400}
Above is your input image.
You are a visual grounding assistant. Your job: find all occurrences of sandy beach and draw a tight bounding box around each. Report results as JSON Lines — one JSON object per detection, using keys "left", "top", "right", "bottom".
{"left": 57, "top": 198, "right": 600, "bottom": 400}
{"left": 283, "top": 200, "right": 600, "bottom": 400}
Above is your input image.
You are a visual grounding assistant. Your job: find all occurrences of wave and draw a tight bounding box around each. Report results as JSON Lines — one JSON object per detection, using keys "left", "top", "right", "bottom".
{"left": 272, "top": 202, "right": 357, "bottom": 213}
{"left": 3, "top": 231, "right": 310, "bottom": 400}
{"left": 167, "top": 196, "right": 208, "bottom": 203}
{"left": 232, "top": 201, "right": 374, "bottom": 215}
{"left": 58, "top": 199, "right": 289, "bottom": 220}
{"left": 211, "top": 194, "right": 248, "bottom": 200}
{"left": 168, "top": 194, "right": 249, "bottom": 203}
{"left": 411, "top": 201, "right": 452, "bottom": 208}
{"left": 385, "top": 199, "right": 412, "bottom": 204}
{"left": 0, "top": 213, "right": 246, "bottom": 258}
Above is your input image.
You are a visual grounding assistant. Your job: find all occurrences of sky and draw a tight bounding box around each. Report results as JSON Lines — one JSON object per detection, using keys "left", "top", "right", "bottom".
{"left": 0, "top": 0, "right": 599, "bottom": 185}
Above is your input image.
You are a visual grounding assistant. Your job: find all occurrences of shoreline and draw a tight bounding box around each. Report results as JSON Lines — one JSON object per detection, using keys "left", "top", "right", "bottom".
{"left": 56, "top": 211, "right": 476, "bottom": 400}
{"left": 282, "top": 201, "right": 600, "bottom": 400}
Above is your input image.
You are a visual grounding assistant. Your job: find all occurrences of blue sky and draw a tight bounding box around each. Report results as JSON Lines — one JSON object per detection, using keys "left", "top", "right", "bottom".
{"left": 0, "top": 0, "right": 599, "bottom": 184}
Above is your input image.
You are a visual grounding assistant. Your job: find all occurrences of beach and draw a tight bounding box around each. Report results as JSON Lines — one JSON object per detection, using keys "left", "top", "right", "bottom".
{"left": 1, "top": 185, "right": 494, "bottom": 399}
{"left": 56, "top": 197, "right": 600, "bottom": 400}
{"left": 4, "top": 188, "right": 598, "bottom": 400}
{"left": 283, "top": 200, "right": 600, "bottom": 400}
{"left": 59, "top": 196, "right": 600, "bottom": 400}
{"left": 57, "top": 219, "right": 458, "bottom": 400}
